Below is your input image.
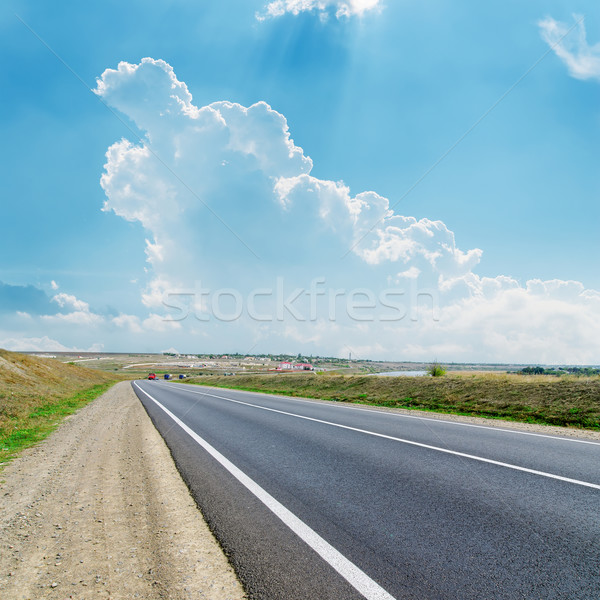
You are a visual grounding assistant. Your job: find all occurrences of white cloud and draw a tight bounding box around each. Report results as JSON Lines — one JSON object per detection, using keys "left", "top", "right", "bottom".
{"left": 397, "top": 267, "right": 420, "bottom": 279}
{"left": 112, "top": 313, "right": 143, "bottom": 333}
{"left": 94, "top": 58, "right": 198, "bottom": 132}
{"left": 283, "top": 322, "right": 326, "bottom": 345}
{"left": 50, "top": 280, "right": 59, "bottom": 290}
{"left": 432, "top": 275, "right": 600, "bottom": 364}
{"left": 539, "top": 15, "right": 600, "bottom": 81}
{"left": 257, "top": 0, "right": 381, "bottom": 21}
{"left": 44, "top": 293, "right": 103, "bottom": 326}
{"left": 0, "top": 336, "right": 106, "bottom": 353}
{"left": 1, "top": 289, "right": 185, "bottom": 355}
{"left": 93, "top": 57, "right": 600, "bottom": 363}
{"left": 142, "top": 313, "right": 182, "bottom": 332}
{"left": 51, "top": 292, "right": 90, "bottom": 312}
{"left": 41, "top": 312, "right": 102, "bottom": 326}
{"left": 97, "top": 59, "right": 480, "bottom": 313}
{"left": 0, "top": 335, "right": 73, "bottom": 352}
{"left": 274, "top": 174, "right": 482, "bottom": 274}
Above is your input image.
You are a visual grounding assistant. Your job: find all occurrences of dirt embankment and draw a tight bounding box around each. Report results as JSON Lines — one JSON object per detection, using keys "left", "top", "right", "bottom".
{"left": 0, "top": 381, "right": 245, "bottom": 600}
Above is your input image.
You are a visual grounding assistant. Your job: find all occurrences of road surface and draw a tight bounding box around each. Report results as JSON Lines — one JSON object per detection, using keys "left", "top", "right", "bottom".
{"left": 133, "top": 380, "right": 600, "bottom": 600}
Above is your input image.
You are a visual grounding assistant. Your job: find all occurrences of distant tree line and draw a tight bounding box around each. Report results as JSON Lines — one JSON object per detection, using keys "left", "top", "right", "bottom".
{"left": 518, "top": 366, "right": 600, "bottom": 376}
{"left": 188, "top": 352, "right": 374, "bottom": 363}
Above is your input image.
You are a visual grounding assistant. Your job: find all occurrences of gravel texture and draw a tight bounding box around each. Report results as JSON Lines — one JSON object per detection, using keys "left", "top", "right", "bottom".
{"left": 0, "top": 381, "right": 245, "bottom": 600}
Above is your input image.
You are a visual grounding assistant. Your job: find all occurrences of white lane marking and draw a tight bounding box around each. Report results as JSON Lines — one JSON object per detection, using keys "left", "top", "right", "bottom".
{"left": 133, "top": 382, "right": 396, "bottom": 600}
{"left": 173, "top": 382, "right": 600, "bottom": 446}
{"left": 165, "top": 383, "right": 600, "bottom": 491}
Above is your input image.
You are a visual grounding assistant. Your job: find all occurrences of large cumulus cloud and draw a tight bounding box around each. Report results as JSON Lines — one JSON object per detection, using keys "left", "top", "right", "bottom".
{"left": 94, "top": 58, "right": 600, "bottom": 363}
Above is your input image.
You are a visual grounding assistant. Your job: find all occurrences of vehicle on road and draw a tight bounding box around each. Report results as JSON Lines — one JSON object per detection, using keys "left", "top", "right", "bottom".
{"left": 148, "top": 373, "right": 156, "bottom": 380}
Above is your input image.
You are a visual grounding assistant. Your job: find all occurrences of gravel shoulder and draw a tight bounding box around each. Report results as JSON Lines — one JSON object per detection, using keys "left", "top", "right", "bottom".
{"left": 0, "top": 381, "right": 245, "bottom": 600}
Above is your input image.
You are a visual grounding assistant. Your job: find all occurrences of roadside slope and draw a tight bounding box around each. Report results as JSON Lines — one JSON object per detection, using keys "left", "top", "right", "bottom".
{"left": 0, "top": 381, "right": 245, "bottom": 600}
{"left": 0, "top": 349, "right": 120, "bottom": 463}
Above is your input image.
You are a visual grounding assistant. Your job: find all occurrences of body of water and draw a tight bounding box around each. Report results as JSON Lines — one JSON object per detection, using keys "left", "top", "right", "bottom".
{"left": 370, "top": 370, "right": 428, "bottom": 377}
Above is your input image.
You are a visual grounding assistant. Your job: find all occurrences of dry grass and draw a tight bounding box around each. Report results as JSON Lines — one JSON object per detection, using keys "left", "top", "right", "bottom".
{"left": 186, "top": 371, "right": 600, "bottom": 429}
{"left": 0, "top": 349, "right": 120, "bottom": 463}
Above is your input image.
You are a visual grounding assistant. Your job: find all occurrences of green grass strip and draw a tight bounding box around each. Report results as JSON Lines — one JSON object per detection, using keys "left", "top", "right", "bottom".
{"left": 0, "top": 381, "right": 117, "bottom": 466}
{"left": 184, "top": 378, "right": 600, "bottom": 430}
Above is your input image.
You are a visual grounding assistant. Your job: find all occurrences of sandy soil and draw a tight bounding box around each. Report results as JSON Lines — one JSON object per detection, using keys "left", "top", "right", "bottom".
{"left": 0, "top": 381, "right": 245, "bottom": 600}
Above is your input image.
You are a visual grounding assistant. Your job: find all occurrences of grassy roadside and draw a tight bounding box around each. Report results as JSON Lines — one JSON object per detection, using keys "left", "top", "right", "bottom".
{"left": 183, "top": 372, "right": 600, "bottom": 430}
{"left": 0, "top": 349, "right": 121, "bottom": 465}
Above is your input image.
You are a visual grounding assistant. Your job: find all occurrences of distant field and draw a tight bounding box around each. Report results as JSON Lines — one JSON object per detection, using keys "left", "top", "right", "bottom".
{"left": 0, "top": 349, "right": 121, "bottom": 464}
{"left": 184, "top": 372, "right": 600, "bottom": 430}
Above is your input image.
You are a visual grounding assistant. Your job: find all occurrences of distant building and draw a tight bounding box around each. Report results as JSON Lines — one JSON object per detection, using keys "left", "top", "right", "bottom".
{"left": 294, "top": 363, "right": 314, "bottom": 371}
{"left": 277, "top": 361, "right": 313, "bottom": 371}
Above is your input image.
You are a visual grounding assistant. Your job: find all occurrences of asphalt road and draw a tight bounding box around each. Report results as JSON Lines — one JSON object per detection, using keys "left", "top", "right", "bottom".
{"left": 132, "top": 380, "right": 600, "bottom": 600}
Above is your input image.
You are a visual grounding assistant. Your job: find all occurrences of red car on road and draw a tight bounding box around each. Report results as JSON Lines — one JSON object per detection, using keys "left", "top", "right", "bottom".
{"left": 148, "top": 373, "right": 157, "bottom": 380}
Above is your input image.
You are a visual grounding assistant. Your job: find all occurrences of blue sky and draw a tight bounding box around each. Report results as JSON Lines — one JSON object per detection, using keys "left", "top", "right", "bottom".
{"left": 1, "top": 1, "right": 599, "bottom": 362}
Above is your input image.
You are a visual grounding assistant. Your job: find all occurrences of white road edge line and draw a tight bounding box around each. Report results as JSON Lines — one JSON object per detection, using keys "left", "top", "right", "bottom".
{"left": 133, "top": 382, "right": 397, "bottom": 600}
{"left": 167, "top": 383, "right": 600, "bottom": 491}
{"left": 175, "top": 382, "right": 600, "bottom": 446}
